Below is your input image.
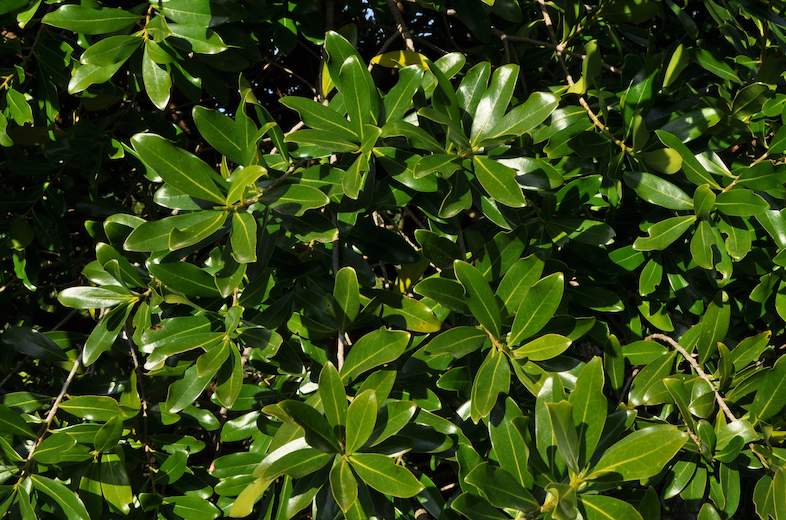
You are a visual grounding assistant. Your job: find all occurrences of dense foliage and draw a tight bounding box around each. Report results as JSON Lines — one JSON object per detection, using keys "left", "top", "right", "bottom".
{"left": 4, "top": 0, "right": 786, "bottom": 518}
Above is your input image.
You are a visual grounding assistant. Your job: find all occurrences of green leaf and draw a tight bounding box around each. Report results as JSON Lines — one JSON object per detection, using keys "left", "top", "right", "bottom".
{"left": 278, "top": 400, "right": 340, "bottom": 452}
{"left": 58, "top": 286, "right": 133, "bottom": 309}
{"left": 697, "top": 291, "right": 730, "bottom": 363}
{"left": 6, "top": 88, "right": 32, "bottom": 125}
{"left": 165, "top": 363, "right": 216, "bottom": 414}
{"left": 123, "top": 211, "right": 226, "bottom": 252}
{"left": 336, "top": 55, "right": 378, "bottom": 137}
{"left": 231, "top": 212, "right": 257, "bottom": 263}
{"left": 623, "top": 171, "right": 693, "bottom": 210}
{"left": 470, "top": 347, "right": 510, "bottom": 422}
{"left": 0, "top": 404, "right": 35, "bottom": 438}
{"left": 226, "top": 165, "right": 266, "bottom": 204}
{"left": 83, "top": 303, "right": 132, "bottom": 366}
{"left": 413, "top": 276, "right": 470, "bottom": 314}
{"left": 694, "top": 184, "right": 716, "bottom": 218}
{"left": 471, "top": 64, "right": 519, "bottom": 143}
{"left": 750, "top": 355, "right": 786, "bottom": 422}
{"left": 546, "top": 400, "right": 580, "bottom": 472}
{"left": 16, "top": 486, "right": 36, "bottom": 520}
{"left": 349, "top": 453, "right": 424, "bottom": 498}
{"left": 638, "top": 258, "right": 662, "bottom": 296}
{"left": 287, "top": 129, "right": 359, "bottom": 152}
{"left": 94, "top": 415, "right": 124, "bottom": 452}
{"left": 163, "top": 495, "right": 221, "bottom": 520}
{"left": 345, "top": 389, "right": 377, "bottom": 453}
{"left": 194, "top": 107, "right": 258, "bottom": 166}
{"left": 369, "top": 290, "right": 442, "bottom": 332}
{"left": 659, "top": 107, "right": 722, "bottom": 143}
{"left": 472, "top": 156, "right": 527, "bottom": 208}
{"left": 330, "top": 456, "right": 358, "bottom": 512}
{"left": 340, "top": 328, "right": 410, "bottom": 382}
{"left": 495, "top": 254, "right": 545, "bottom": 314}
{"left": 42, "top": 5, "right": 139, "bottom": 34}
{"left": 774, "top": 469, "right": 786, "bottom": 520}
{"left": 690, "top": 220, "right": 714, "bottom": 269}
{"left": 633, "top": 215, "right": 697, "bottom": 251}
{"left": 60, "top": 395, "right": 121, "bottom": 421}
{"left": 142, "top": 42, "right": 171, "bottom": 110}
{"left": 580, "top": 495, "right": 644, "bottom": 520}
{"left": 254, "top": 443, "right": 333, "bottom": 481}
{"left": 628, "top": 352, "right": 676, "bottom": 406}
{"left": 229, "top": 478, "right": 269, "bottom": 518}
{"left": 465, "top": 462, "right": 539, "bottom": 512}
{"left": 280, "top": 96, "right": 358, "bottom": 141}
{"left": 512, "top": 334, "right": 571, "bottom": 361}
{"left": 509, "top": 273, "right": 564, "bottom": 345}
{"left": 196, "top": 341, "right": 230, "bottom": 377}
{"left": 383, "top": 65, "right": 425, "bottom": 122}
{"left": 319, "top": 362, "right": 347, "bottom": 428}
{"left": 656, "top": 130, "right": 720, "bottom": 189}
{"left": 131, "top": 133, "right": 226, "bottom": 203}
{"left": 2, "top": 327, "right": 68, "bottom": 361}
{"left": 483, "top": 91, "right": 560, "bottom": 141}
{"left": 334, "top": 266, "right": 360, "bottom": 331}
{"left": 588, "top": 425, "right": 688, "bottom": 481}
{"left": 30, "top": 474, "right": 91, "bottom": 520}
{"left": 714, "top": 189, "right": 769, "bottom": 217}
{"left": 663, "top": 43, "right": 688, "bottom": 88}
{"left": 694, "top": 49, "right": 740, "bottom": 83}
{"left": 100, "top": 453, "right": 133, "bottom": 514}
{"left": 81, "top": 35, "right": 142, "bottom": 66}
{"left": 489, "top": 398, "right": 531, "bottom": 487}
{"left": 215, "top": 346, "right": 243, "bottom": 409}
{"left": 769, "top": 125, "right": 786, "bottom": 155}
{"left": 454, "top": 259, "right": 503, "bottom": 338}
{"left": 148, "top": 262, "right": 221, "bottom": 297}
{"left": 424, "top": 326, "right": 486, "bottom": 358}
{"left": 569, "top": 357, "right": 606, "bottom": 464}
{"left": 261, "top": 183, "right": 330, "bottom": 216}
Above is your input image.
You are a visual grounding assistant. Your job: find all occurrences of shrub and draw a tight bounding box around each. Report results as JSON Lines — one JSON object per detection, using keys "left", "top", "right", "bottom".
{"left": 2, "top": 1, "right": 786, "bottom": 518}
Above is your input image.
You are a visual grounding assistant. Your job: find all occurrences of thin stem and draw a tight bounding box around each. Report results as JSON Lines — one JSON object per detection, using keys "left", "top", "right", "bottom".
{"left": 645, "top": 333, "right": 736, "bottom": 422}
{"left": 492, "top": 30, "right": 620, "bottom": 74}
{"left": 332, "top": 212, "right": 345, "bottom": 369}
{"left": 126, "top": 324, "right": 157, "bottom": 493}
{"left": 536, "top": 0, "right": 631, "bottom": 154}
{"left": 387, "top": 0, "right": 415, "bottom": 52}
{"left": 16, "top": 351, "right": 82, "bottom": 484}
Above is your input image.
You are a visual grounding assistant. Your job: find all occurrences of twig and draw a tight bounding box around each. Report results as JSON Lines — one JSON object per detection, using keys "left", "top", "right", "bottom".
{"left": 0, "top": 359, "right": 25, "bottom": 389}
{"left": 17, "top": 351, "right": 82, "bottom": 482}
{"left": 387, "top": 0, "right": 415, "bottom": 52}
{"left": 337, "top": 332, "right": 347, "bottom": 370}
{"left": 331, "top": 213, "right": 346, "bottom": 369}
{"left": 126, "top": 325, "right": 156, "bottom": 493}
{"left": 646, "top": 333, "right": 736, "bottom": 422}
{"left": 325, "top": 0, "right": 335, "bottom": 31}
{"left": 412, "top": 36, "right": 447, "bottom": 55}
{"left": 50, "top": 309, "right": 78, "bottom": 332}
{"left": 536, "top": 0, "right": 631, "bottom": 154}
{"left": 265, "top": 59, "right": 317, "bottom": 96}
{"left": 492, "top": 29, "right": 620, "bottom": 74}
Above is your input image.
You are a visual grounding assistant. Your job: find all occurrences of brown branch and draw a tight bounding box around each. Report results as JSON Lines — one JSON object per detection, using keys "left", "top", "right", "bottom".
{"left": 492, "top": 29, "right": 620, "bottom": 74}
{"left": 126, "top": 325, "right": 157, "bottom": 493}
{"left": 646, "top": 333, "right": 736, "bottom": 422}
{"left": 535, "top": 0, "right": 631, "bottom": 154}
{"left": 387, "top": 0, "right": 415, "bottom": 52}
{"left": 17, "top": 351, "right": 82, "bottom": 482}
